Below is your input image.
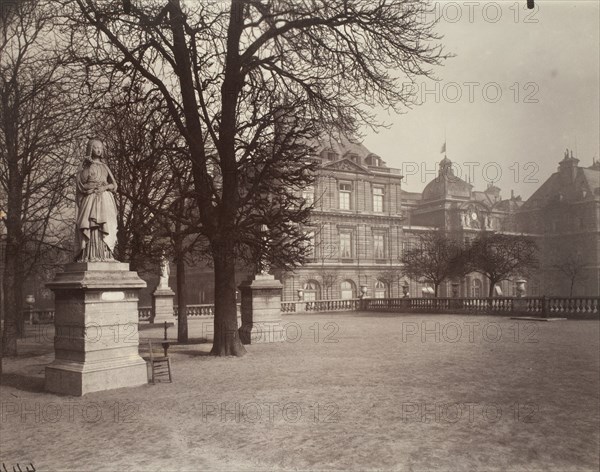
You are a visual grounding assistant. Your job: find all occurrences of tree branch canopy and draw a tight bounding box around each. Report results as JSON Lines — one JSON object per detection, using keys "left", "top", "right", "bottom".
{"left": 61, "top": 0, "right": 447, "bottom": 355}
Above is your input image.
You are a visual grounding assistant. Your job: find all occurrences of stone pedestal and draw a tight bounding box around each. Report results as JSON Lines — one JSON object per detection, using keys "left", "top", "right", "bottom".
{"left": 45, "top": 262, "right": 148, "bottom": 396}
{"left": 151, "top": 287, "right": 175, "bottom": 325}
{"left": 238, "top": 274, "right": 285, "bottom": 344}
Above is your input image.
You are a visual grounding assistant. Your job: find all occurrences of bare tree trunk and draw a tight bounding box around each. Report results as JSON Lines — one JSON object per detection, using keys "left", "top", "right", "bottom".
{"left": 2, "top": 229, "right": 21, "bottom": 356}
{"left": 2, "top": 81, "right": 22, "bottom": 354}
{"left": 488, "top": 282, "right": 495, "bottom": 298}
{"left": 174, "top": 237, "right": 188, "bottom": 343}
{"left": 569, "top": 277, "right": 575, "bottom": 297}
{"left": 210, "top": 240, "right": 245, "bottom": 357}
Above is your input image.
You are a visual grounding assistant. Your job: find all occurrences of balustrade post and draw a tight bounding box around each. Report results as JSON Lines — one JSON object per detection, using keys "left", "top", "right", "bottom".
{"left": 541, "top": 296, "right": 548, "bottom": 318}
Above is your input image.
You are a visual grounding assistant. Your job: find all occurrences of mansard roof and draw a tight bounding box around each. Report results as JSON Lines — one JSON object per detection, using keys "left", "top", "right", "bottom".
{"left": 521, "top": 154, "right": 600, "bottom": 209}
{"left": 315, "top": 133, "right": 371, "bottom": 160}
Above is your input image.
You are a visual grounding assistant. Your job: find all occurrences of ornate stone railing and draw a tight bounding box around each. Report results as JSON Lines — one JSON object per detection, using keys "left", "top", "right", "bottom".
{"left": 25, "top": 309, "right": 56, "bottom": 324}
{"left": 545, "top": 297, "right": 599, "bottom": 315}
{"left": 138, "top": 306, "right": 153, "bottom": 320}
{"left": 173, "top": 304, "right": 216, "bottom": 317}
{"left": 23, "top": 296, "right": 600, "bottom": 324}
{"left": 362, "top": 296, "right": 599, "bottom": 317}
{"left": 281, "top": 298, "right": 360, "bottom": 314}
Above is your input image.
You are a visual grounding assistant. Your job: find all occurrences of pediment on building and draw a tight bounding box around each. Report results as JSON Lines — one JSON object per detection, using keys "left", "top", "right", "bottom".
{"left": 322, "top": 158, "right": 371, "bottom": 174}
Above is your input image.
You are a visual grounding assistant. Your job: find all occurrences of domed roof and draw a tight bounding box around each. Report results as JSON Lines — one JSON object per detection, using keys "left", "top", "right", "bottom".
{"left": 422, "top": 156, "right": 472, "bottom": 201}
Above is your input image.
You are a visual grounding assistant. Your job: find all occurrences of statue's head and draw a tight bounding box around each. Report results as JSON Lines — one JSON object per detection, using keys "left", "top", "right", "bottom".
{"left": 86, "top": 139, "right": 104, "bottom": 158}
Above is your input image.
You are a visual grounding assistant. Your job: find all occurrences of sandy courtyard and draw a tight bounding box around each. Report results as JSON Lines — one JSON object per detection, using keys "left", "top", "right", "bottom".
{"left": 1, "top": 312, "right": 599, "bottom": 471}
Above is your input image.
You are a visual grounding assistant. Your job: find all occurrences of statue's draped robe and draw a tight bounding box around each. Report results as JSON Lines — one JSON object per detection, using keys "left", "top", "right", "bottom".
{"left": 75, "top": 159, "right": 118, "bottom": 261}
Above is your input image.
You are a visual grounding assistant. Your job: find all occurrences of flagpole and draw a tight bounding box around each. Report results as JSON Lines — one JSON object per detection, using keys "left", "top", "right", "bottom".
{"left": 444, "top": 127, "right": 447, "bottom": 157}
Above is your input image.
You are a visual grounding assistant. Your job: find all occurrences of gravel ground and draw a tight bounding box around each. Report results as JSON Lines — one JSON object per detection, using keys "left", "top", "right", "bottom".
{"left": 1, "top": 313, "right": 598, "bottom": 472}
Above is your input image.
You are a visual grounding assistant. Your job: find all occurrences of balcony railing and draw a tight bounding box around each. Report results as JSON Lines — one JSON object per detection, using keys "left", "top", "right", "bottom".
{"left": 281, "top": 299, "right": 360, "bottom": 313}
{"left": 362, "top": 296, "right": 599, "bottom": 317}
{"left": 21, "top": 295, "right": 599, "bottom": 324}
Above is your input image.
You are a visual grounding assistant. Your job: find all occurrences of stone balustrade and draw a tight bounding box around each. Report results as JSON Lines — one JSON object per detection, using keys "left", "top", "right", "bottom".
{"left": 24, "top": 295, "right": 599, "bottom": 324}
{"left": 281, "top": 298, "right": 360, "bottom": 313}
{"left": 362, "top": 296, "right": 599, "bottom": 317}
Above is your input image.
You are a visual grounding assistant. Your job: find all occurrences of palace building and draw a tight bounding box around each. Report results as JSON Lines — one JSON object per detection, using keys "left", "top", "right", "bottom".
{"left": 281, "top": 136, "right": 539, "bottom": 301}
{"left": 168, "top": 139, "right": 600, "bottom": 303}
{"left": 13, "top": 141, "right": 598, "bottom": 310}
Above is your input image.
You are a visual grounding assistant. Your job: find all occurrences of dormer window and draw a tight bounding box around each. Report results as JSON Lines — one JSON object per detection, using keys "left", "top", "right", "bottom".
{"left": 320, "top": 149, "right": 338, "bottom": 161}
{"left": 366, "top": 154, "right": 382, "bottom": 167}
{"left": 347, "top": 153, "right": 360, "bottom": 163}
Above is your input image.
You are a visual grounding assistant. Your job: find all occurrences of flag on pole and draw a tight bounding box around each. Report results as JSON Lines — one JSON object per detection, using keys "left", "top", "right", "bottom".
{"left": 440, "top": 142, "right": 446, "bottom": 154}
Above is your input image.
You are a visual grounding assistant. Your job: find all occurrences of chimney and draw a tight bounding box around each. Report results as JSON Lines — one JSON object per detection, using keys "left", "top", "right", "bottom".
{"left": 558, "top": 148, "right": 579, "bottom": 183}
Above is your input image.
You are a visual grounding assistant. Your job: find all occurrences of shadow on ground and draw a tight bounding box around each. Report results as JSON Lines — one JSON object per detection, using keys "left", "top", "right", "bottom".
{"left": 0, "top": 372, "right": 45, "bottom": 393}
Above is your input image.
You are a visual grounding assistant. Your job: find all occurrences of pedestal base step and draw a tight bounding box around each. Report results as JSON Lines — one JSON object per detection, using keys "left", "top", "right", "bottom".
{"left": 45, "top": 357, "right": 148, "bottom": 396}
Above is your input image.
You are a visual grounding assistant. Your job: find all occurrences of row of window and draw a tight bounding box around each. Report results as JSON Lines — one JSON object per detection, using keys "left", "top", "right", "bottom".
{"left": 301, "top": 183, "right": 387, "bottom": 212}
{"left": 304, "top": 230, "right": 389, "bottom": 259}
{"left": 302, "top": 279, "right": 388, "bottom": 300}
{"left": 340, "top": 183, "right": 385, "bottom": 211}
{"left": 300, "top": 278, "right": 532, "bottom": 300}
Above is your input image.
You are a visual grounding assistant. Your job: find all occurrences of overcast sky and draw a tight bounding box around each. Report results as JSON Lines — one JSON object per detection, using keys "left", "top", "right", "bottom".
{"left": 362, "top": 0, "right": 600, "bottom": 199}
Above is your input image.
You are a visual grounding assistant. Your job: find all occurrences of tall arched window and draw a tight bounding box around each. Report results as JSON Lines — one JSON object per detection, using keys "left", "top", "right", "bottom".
{"left": 340, "top": 280, "right": 355, "bottom": 299}
{"left": 374, "top": 280, "right": 387, "bottom": 299}
{"left": 472, "top": 279, "right": 482, "bottom": 297}
{"left": 303, "top": 280, "right": 320, "bottom": 301}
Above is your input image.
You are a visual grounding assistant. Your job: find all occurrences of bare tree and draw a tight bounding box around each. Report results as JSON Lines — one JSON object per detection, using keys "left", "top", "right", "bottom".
{"left": 400, "top": 231, "right": 466, "bottom": 297}
{"left": 377, "top": 267, "right": 403, "bottom": 296}
{"left": 1, "top": 0, "right": 88, "bottom": 358}
{"left": 467, "top": 232, "right": 539, "bottom": 298}
{"left": 66, "top": 0, "right": 446, "bottom": 355}
{"left": 552, "top": 251, "right": 586, "bottom": 297}
{"left": 91, "top": 78, "right": 185, "bottom": 269}
{"left": 318, "top": 270, "right": 339, "bottom": 300}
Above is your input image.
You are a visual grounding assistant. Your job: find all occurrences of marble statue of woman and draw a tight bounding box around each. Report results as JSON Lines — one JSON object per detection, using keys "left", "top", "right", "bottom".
{"left": 75, "top": 138, "right": 118, "bottom": 262}
{"left": 158, "top": 256, "right": 170, "bottom": 289}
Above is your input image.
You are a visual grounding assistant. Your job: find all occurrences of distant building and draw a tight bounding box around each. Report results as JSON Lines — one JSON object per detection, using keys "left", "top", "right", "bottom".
{"left": 282, "top": 140, "right": 599, "bottom": 300}
{"left": 516, "top": 150, "right": 600, "bottom": 296}
{"left": 182, "top": 142, "right": 600, "bottom": 302}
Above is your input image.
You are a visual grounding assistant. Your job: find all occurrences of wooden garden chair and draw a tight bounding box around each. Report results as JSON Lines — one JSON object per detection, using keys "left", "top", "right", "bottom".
{"left": 142, "top": 338, "right": 172, "bottom": 384}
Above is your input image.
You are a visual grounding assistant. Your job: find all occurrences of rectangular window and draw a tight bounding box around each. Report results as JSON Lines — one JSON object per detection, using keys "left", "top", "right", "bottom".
{"left": 339, "top": 232, "right": 352, "bottom": 258}
{"left": 339, "top": 183, "right": 351, "bottom": 210}
{"left": 373, "top": 233, "right": 386, "bottom": 259}
{"left": 373, "top": 187, "right": 384, "bottom": 212}
{"left": 302, "top": 187, "right": 314, "bottom": 206}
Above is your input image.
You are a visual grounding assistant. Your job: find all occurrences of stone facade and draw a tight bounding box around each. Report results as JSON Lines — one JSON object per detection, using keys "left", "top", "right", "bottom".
{"left": 283, "top": 141, "right": 599, "bottom": 300}
{"left": 516, "top": 152, "right": 600, "bottom": 296}
{"left": 161, "top": 141, "right": 599, "bottom": 301}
